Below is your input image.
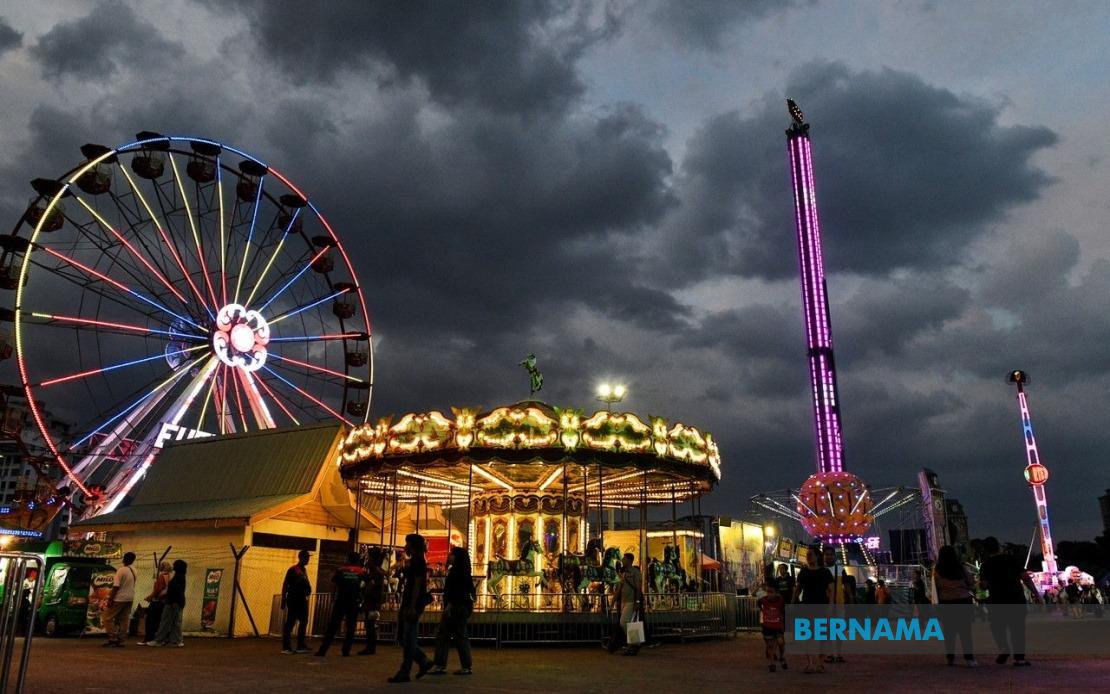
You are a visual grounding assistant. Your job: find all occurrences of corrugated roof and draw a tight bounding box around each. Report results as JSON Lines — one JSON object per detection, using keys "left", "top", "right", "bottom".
{"left": 72, "top": 495, "right": 304, "bottom": 526}
{"left": 73, "top": 424, "right": 343, "bottom": 527}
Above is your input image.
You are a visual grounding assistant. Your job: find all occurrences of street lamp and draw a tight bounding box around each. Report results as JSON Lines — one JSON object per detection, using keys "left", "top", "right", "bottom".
{"left": 596, "top": 383, "right": 626, "bottom": 411}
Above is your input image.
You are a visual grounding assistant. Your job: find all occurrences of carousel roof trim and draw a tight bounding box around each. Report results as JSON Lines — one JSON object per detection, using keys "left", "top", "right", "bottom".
{"left": 337, "top": 402, "right": 722, "bottom": 482}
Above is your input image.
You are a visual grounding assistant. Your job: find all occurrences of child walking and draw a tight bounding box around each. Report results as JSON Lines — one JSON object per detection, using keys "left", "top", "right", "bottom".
{"left": 758, "top": 580, "right": 787, "bottom": 672}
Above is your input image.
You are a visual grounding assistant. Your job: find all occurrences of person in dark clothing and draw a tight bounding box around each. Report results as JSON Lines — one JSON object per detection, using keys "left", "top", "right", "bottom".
{"left": 774, "top": 564, "right": 795, "bottom": 604}
{"left": 281, "top": 550, "right": 313, "bottom": 654}
{"left": 316, "top": 552, "right": 368, "bottom": 657}
{"left": 149, "top": 560, "right": 187, "bottom": 647}
{"left": 912, "top": 570, "right": 929, "bottom": 605}
{"left": 934, "top": 545, "right": 977, "bottom": 666}
{"left": 979, "top": 536, "right": 1038, "bottom": 667}
{"left": 429, "top": 547, "right": 476, "bottom": 675}
{"left": 793, "top": 549, "right": 833, "bottom": 673}
{"left": 139, "top": 562, "right": 171, "bottom": 645}
{"left": 388, "top": 533, "right": 434, "bottom": 683}
{"left": 358, "top": 547, "right": 387, "bottom": 656}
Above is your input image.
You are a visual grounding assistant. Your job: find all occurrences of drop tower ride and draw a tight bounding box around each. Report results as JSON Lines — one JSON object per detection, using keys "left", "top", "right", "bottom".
{"left": 786, "top": 100, "right": 874, "bottom": 543}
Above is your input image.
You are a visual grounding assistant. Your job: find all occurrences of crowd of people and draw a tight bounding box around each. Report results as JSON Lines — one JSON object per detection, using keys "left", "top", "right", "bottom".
{"left": 279, "top": 533, "right": 474, "bottom": 683}
{"left": 753, "top": 536, "right": 1110, "bottom": 674}
{"left": 95, "top": 551, "right": 189, "bottom": 648}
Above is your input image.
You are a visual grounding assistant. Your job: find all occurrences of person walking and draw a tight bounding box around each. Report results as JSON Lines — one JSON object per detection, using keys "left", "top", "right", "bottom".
{"left": 934, "top": 545, "right": 977, "bottom": 667}
{"left": 148, "top": 560, "right": 187, "bottom": 647}
{"left": 358, "top": 547, "right": 387, "bottom": 656}
{"left": 138, "top": 562, "right": 171, "bottom": 645}
{"left": 979, "top": 536, "right": 1038, "bottom": 667}
{"left": 316, "top": 552, "right": 368, "bottom": 657}
{"left": 429, "top": 547, "right": 476, "bottom": 676}
{"left": 607, "top": 552, "right": 644, "bottom": 656}
{"left": 388, "top": 534, "right": 434, "bottom": 683}
{"left": 101, "top": 552, "right": 137, "bottom": 647}
{"left": 281, "top": 550, "right": 313, "bottom": 654}
{"left": 758, "top": 580, "right": 787, "bottom": 672}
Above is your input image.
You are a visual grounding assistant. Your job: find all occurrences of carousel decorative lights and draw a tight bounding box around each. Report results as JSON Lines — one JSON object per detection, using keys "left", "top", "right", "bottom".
{"left": 339, "top": 400, "right": 721, "bottom": 601}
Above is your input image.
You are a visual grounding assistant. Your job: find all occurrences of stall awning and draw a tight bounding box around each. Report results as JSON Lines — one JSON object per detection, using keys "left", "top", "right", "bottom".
{"left": 700, "top": 553, "right": 721, "bottom": 570}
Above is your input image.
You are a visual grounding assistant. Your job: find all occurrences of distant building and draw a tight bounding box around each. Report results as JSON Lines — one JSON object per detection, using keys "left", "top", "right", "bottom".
{"left": 945, "top": 498, "right": 970, "bottom": 558}
{"left": 1100, "top": 489, "right": 1110, "bottom": 537}
{"left": 0, "top": 387, "right": 73, "bottom": 539}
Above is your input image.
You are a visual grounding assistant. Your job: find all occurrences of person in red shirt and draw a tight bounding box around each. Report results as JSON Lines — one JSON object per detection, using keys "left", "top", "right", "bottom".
{"left": 758, "top": 581, "right": 787, "bottom": 672}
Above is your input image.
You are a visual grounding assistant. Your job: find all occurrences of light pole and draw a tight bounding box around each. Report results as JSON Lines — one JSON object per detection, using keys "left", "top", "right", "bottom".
{"left": 596, "top": 383, "right": 626, "bottom": 412}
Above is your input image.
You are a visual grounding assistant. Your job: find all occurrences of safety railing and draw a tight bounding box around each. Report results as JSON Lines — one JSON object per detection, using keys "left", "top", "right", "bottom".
{"left": 0, "top": 552, "right": 45, "bottom": 694}
{"left": 735, "top": 595, "right": 760, "bottom": 631}
{"left": 270, "top": 591, "right": 736, "bottom": 646}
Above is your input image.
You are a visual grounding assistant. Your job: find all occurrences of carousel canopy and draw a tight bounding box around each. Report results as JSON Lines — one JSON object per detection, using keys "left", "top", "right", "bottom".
{"left": 338, "top": 401, "right": 722, "bottom": 507}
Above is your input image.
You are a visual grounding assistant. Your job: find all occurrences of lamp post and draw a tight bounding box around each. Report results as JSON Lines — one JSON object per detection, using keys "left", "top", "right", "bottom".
{"left": 596, "top": 383, "right": 626, "bottom": 412}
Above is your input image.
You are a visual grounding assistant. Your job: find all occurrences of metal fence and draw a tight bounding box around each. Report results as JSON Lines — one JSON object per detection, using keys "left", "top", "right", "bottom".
{"left": 270, "top": 591, "right": 739, "bottom": 646}
{"left": 0, "top": 552, "right": 45, "bottom": 694}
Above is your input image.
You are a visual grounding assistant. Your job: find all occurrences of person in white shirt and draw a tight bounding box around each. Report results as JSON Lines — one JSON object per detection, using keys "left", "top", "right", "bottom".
{"left": 102, "top": 552, "right": 137, "bottom": 647}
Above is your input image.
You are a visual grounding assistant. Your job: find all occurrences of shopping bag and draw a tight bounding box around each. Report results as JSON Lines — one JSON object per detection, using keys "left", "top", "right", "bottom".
{"left": 625, "top": 619, "right": 645, "bottom": 646}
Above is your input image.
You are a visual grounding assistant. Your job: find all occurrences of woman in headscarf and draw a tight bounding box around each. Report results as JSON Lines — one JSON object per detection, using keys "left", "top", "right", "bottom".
{"left": 149, "top": 560, "right": 187, "bottom": 647}
{"left": 139, "top": 562, "right": 172, "bottom": 645}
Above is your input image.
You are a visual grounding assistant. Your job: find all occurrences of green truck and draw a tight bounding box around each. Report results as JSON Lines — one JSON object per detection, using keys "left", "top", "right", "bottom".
{"left": 6, "top": 540, "right": 119, "bottom": 636}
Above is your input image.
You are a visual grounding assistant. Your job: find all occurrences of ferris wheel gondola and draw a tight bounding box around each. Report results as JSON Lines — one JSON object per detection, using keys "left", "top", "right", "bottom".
{"left": 2, "top": 133, "right": 373, "bottom": 518}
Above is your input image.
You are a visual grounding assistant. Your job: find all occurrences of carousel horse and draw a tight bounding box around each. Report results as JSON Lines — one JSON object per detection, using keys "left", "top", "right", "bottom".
{"left": 649, "top": 544, "right": 686, "bottom": 594}
{"left": 486, "top": 537, "right": 544, "bottom": 598}
{"left": 574, "top": 547, "right": 623, "bottom": 594}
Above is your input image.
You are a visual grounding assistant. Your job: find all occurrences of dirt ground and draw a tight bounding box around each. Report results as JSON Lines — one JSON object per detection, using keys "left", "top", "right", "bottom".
{"left": 19, "top": 632, "right": 1110, "bottom": 693}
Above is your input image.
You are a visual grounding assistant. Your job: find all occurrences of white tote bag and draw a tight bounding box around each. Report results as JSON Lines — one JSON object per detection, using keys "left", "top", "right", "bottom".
{"left": 625, "top": 616, "right": 645, "bottom": 646}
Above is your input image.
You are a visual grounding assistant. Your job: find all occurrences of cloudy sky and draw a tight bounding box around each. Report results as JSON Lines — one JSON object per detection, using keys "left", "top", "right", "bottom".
{"left": 0, "top": 1, "right": 1107, "bottom": 543}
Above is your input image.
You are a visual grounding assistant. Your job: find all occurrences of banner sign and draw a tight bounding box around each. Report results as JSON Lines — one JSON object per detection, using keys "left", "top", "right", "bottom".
{"left": 200, "top": 568, "right": 224, "bottom": 630}
{"left": 84, "top": 569, "right": 115, "bottom": 634}
{"left": 65, "top": 540, "right": 122, "bottom": 559}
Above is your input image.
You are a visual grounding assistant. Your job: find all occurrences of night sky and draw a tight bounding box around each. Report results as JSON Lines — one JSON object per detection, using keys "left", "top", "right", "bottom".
{"left": 0, "top": 1, "right": 1107, "bottom": 543}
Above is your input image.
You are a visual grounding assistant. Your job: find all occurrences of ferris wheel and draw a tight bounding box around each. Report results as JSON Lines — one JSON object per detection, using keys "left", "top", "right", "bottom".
{"left": 1, "top": 132, "right": 372, "bottom": 517}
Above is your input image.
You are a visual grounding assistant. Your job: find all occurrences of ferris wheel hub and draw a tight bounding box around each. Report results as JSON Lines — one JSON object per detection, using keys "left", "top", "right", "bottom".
{"left": 212, "top": 303, "right": 270, "bottom": 372}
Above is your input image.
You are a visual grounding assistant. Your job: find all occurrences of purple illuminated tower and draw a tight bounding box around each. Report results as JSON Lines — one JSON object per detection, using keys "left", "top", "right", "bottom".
{"left": 786, "top": 100, "right": 874, "bottom": 542}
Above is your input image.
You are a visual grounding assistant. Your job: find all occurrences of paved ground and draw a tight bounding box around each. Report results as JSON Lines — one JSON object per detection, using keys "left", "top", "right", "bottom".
{"left": 19, "top": 633, "right": 1110, "bottom": 692}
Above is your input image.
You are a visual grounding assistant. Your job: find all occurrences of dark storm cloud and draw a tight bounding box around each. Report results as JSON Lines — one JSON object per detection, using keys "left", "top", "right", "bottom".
{"left": 648, "top": 0, "right": 808, "bottom": 51}
{"left": 0, "top": 17, "right": 22, "bottom": 54}
{"left": 223, "top": 0, "right": 619, "bottom": 114}
{"left": 655, "top": 62, "right": 1058, "bottom": 284}
{"left": 31, "top": 0, "right": 185, "bottom": 81}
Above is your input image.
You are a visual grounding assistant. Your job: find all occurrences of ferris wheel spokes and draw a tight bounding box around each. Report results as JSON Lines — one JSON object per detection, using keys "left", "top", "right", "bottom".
{"left": 115, "top": 163, "right": 211, "bottom": 314}
{"left": 233, "top": 174, "right": 266, "bottom": 305}
{"left": 260, "top": 364, "right": 352, "bottom": 426}
{"left": 25, "top": 312, "right": 205, "bottom": 341}
{"left": 36, "top": 344, "right": 208, "bottom": 388}
{"left": 37, "top": 246, "right": 206, "bottom": 332}
{"left": 242, "top": 208, "right": 302, "bottom": 309}
{"left": 166, "top": 153, "right": 221, "bottom": 309}
{"left": 257, "top": 245, "right": 331, "bottom": 313}
{"left": 73, "top": 196, "right": 190, "bottom": 308}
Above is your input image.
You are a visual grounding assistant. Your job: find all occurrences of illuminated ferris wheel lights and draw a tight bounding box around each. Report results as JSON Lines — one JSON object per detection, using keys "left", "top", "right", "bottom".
{"left": 38, "top": 344, "right": 208, "bottom": 387}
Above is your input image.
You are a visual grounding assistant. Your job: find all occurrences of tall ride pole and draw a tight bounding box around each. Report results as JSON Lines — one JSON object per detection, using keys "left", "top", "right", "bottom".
{"left": 785, "top": 99, "right": 872, "bottom": 543}
{"left": 1006, "top": 370, "right": 1058, "bottom": 579}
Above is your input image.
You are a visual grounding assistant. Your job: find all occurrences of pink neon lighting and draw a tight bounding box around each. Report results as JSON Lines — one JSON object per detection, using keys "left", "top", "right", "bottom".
{"left": 91, "top": 216, "right": 189, "bottom": 306}
{"left": 253, "top": 370, "right": 300, "bottom": 425}
{"left": 32, "top": 313, "right": 181, "bottom": 337}
{"left": 272, "top": 353, "right": 358, "bottom": 381}
{"left": 788, "top": 125, "right": 844, "bottom": 475}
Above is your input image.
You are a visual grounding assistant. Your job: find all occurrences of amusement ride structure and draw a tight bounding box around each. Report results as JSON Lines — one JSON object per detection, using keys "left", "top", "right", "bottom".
{"left": 338, "top": 401, "right": 721, "bottom": 606}
{"left": 1006, "top": 370, "right": 1058, "bottom": 583}
{"left": 751, "top": 101, "right": 919, "bottom": 561}
{"left": 0, "top": 133, "right": 371, "bottom": 526}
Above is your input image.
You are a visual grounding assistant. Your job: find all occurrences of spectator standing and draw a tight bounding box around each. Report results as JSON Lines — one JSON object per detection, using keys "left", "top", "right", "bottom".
{"left": 934, "top": 545, "right": 977, "bottom": 667}
{"left": 388, "top": 533, "right": 434, "bottom": 683}
{"left": 876, "top": 579, "right": 891, "bottom": 605}
{"left": 913, "top": 570, "right": 929, "bottom": 605}
{"left": 316, "top": 552, "right": 368, "bottom": 657}
{"left": 358, "top": 548, "right": 387, "bottom": 656}
{"left": 793, "top": 549, "right": 833, "bottom": 673}
{"left": 149, "top": 560, "right": 187, "bottom": 647}
{"left": 430, "top": 547, "right": 476, "bottom": 675}
{"left": 979, "top": 536, "right": 1037, "bottom": 667}
{"left": 139, "top": 562, "right": 171, "bottom": 645}
{"left": 281, "top": 550, "right": 313, "bottom": 655}
{"left": 101, "top": 552, "right": 137, "bottom": 647}
{"left": 774, "top": 564, "right": 795, "bottom": 604}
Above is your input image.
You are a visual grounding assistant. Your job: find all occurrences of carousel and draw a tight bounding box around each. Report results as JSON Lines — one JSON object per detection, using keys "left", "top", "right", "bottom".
{"left": 337, "top": 400, "right": 732, "bottom": 642}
